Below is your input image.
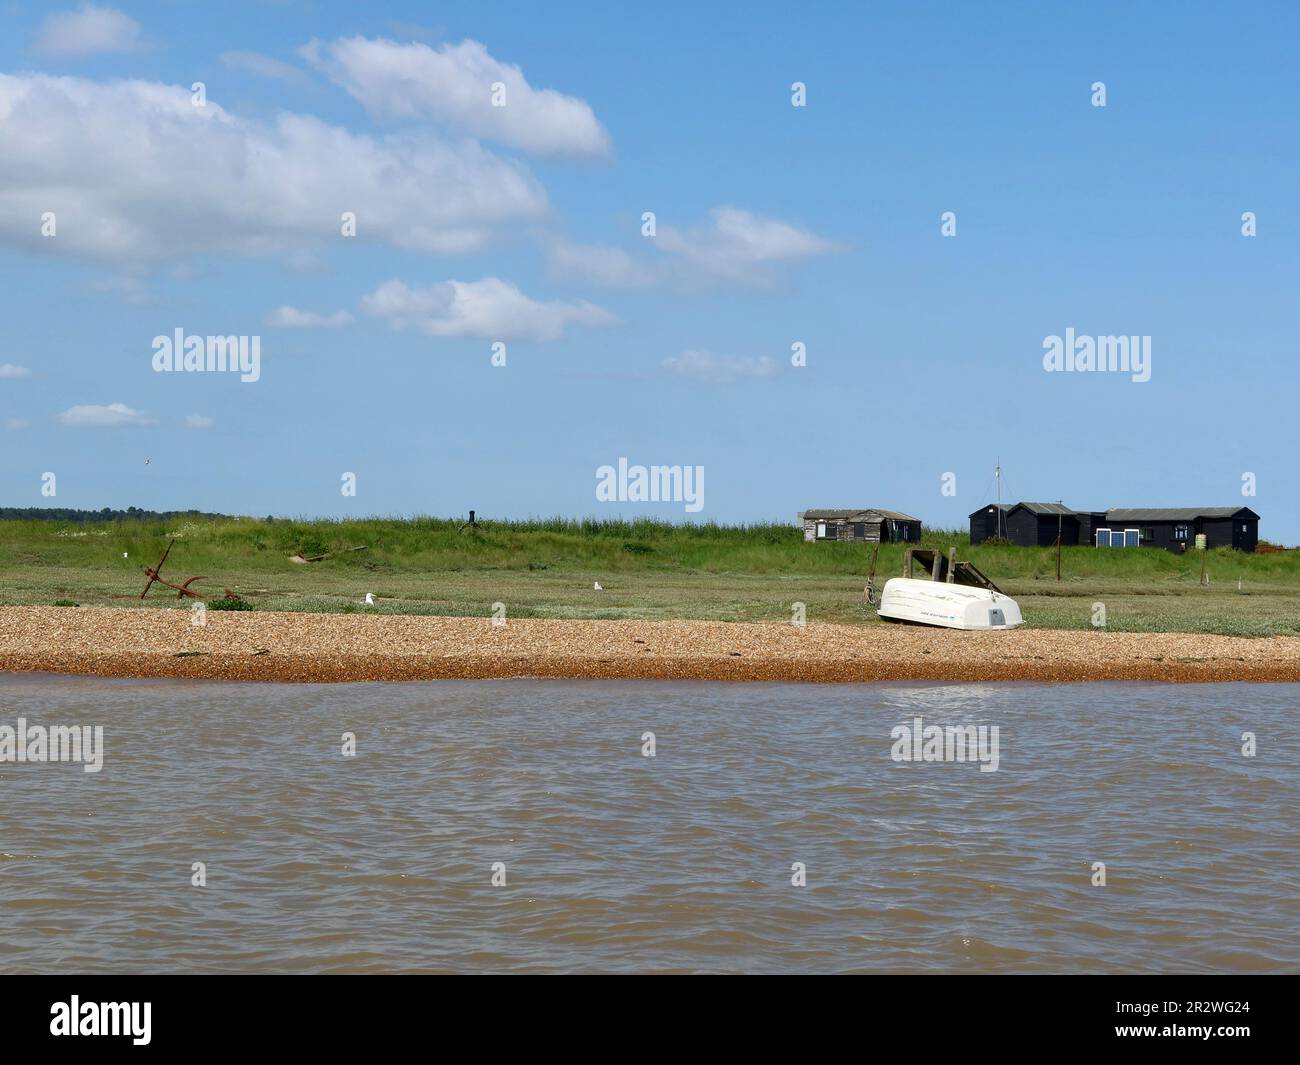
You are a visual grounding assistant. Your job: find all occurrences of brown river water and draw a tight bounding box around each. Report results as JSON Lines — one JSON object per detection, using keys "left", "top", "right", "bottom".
{"left": 1, "top": 674, "right": 1296, "bottom": 973}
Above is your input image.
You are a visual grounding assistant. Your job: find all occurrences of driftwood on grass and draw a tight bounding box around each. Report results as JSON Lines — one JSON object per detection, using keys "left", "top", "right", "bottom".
{"left": 287, "top": 546, "right": 369, "bottom": 564}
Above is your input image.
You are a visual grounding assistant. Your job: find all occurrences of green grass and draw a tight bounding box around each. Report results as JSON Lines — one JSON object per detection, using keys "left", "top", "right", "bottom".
{"left": 1, "top": 515, "right": 1297, "bottom": 636}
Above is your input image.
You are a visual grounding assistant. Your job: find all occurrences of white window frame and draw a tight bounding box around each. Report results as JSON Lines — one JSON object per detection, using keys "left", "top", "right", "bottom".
{"left": 1095, "top": 527, "right": 1111, "bottom": 547}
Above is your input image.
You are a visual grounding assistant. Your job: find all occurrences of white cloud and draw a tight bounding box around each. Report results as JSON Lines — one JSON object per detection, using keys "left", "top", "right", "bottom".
{"left": 35, "top": 4, "right": 142, "bottom": 57}
{"left": 657, "top": 207, "right": 838, "bottom": 285}
{"left": 0, "top": 363, "right": 31, "bottom": 378}
{"left": 267, "top": 306, "right": 354, "bottom": 329}
{"left": 6, "top": 418, "right": 29, "bottom": 430}
{"left": 543, "top": 208, "right": 837, "bottom": 290}
{"left": 662, "top": 350, "right": 779, "bottom": 383}
{"left": 545, "top": 238, "right": 656, "bottom": 287}
{"left": 301, "top": 36, "right": 610, "bottom": 158}
{"left": 220, "top": 51, "right": 311, "bottom": 87}
{"left": 0, "top": 74, "right": 548, "bottom": 262}
{"left": 59, "top": 402, "right": 152, "bottom": 427}
{"left": 361, "top": 277, "right": 617, "bottom": 342}
{"left": 183, "top": 414, "right": 214, "bottom": 429}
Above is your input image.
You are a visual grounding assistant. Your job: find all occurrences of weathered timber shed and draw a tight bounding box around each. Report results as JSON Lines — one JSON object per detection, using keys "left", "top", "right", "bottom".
{"left": 799, "top": 508, "right": 922, "bottom": 544}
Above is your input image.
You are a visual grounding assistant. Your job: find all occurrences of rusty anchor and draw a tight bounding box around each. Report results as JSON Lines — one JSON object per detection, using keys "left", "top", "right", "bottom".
{"left": 140, "top": 538, "right": 207, "bottom": 600}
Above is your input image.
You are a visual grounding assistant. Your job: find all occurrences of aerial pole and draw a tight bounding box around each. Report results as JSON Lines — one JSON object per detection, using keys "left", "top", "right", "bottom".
{"left": 1056, "top": 499, "right": 1063, "bottom": 581}
{"left": 995, "top": 459, "right": 1003, "bottom": 538}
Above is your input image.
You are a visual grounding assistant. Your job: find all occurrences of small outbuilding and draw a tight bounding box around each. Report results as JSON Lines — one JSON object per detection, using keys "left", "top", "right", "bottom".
{"left": 799, "top": 508, "right": 923, "bottom": 544}
{"left": 969, "top": 502, "right": 1079, "bottom": 546}
{"left": 968, "top": 503, "right": 1012, "bottom": 544}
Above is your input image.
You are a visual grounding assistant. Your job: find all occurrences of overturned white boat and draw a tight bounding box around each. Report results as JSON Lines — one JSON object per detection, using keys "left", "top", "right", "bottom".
{"left": 877, "top": 577, "right": 1022, "bottom": 630}
{"left": 868, "top": 546, "right": 1022, "bottom": 630}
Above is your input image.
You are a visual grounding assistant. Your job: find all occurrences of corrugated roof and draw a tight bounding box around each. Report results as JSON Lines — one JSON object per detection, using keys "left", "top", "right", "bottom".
{"left": 799, "top": 508, "right": 921, "bottom": 523}
{"left": 969, "top": 501, "right": 1073, "bottom": 517}
{"left": 800, "top": 509, "right": 873, "bottom": 520}
{"left": 1104, "top": 507, "right": 1257, "bottom": 522}
{"left": 971, "top": 503, "right": 1260, "bottom": 524}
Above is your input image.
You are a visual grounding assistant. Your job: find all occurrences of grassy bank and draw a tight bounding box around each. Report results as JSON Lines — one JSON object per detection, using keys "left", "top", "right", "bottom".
{"left": 1, "top": 515, "right": 1297, "bottom": 636}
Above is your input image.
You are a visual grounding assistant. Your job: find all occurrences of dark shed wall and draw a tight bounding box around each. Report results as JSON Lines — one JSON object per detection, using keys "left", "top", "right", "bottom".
{"left": 1005, "top": 509, "right": 1039, "bottom": 546}
{"left": 1079, "top": 513, "right": 1106, "bottom": 544}
{"left": 890, "top": 519, "right": 922, "bottom": 543}
{"left": 1037, "top": 515, "right": 1081, "bottom": 546}
{"left": 1193, "top": 514, "right": 1257, "bottom": 551}
{"left": 970, "top": 507, "right": 1004, "bottom": 544}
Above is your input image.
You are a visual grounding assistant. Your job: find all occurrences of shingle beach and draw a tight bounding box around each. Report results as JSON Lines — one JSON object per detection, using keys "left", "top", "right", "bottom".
{"left": 3, "top": 606, "right": 1300, "bottom": 683}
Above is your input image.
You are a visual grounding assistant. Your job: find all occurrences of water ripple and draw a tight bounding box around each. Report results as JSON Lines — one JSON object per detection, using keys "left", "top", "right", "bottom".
{"left": 0, "top": 675, "right": 1296, "bottom": 973}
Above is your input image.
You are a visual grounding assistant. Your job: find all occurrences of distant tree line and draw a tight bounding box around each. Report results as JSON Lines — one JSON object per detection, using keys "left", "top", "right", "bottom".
{"left": 0, "top": 506, "right": 231, "bottom": 523}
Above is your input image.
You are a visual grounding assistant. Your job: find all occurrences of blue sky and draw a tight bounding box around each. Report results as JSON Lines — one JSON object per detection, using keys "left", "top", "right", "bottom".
{"left": 1, "top": 1, "right": 1297, "bottom": 538}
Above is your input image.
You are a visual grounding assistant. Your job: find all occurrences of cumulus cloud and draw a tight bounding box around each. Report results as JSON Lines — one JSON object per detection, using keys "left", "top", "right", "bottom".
{"left": 0, "top": 74, "right": 547, "bottom": 262}
{"left": 35, "top": 4, "right": 143, "bottom": 57}
{"left": 0, "top": 363, "right": 31, "bottom": 378}
{"left": 267, "top": 306, "right": 354, "bottom": 328}
{"left": 183, "top": 414, "right": 214, "bottom": 429}
{"left": 656, "top": 207, "right": 839, "bottom": 285}
{"left": 662, "top": 350, "right": 779, "bottom": 383}
{"left": 301, "top": 36, "right": 610, "bottom": 158}
{"left": 59, "top": 402, "right": 152, "bottom": 427}
{"left": 361, "top": 277, "right": 617, "bottom": 342}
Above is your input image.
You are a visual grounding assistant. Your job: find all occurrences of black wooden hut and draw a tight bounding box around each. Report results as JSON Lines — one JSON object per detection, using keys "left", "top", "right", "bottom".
{"left": 970, "top": 502, "right": 1259, "bottom": 552}
{"left": 1092, "top": 508, "right": 1259, "bottom": 552}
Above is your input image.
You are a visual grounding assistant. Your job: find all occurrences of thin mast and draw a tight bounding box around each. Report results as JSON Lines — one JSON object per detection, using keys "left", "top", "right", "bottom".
{"left": 995, "top": 460, "right": 1003, "bottom": 538}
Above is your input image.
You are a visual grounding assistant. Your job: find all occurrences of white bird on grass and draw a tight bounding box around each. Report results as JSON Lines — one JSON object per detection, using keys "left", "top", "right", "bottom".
{"left": 593, "top": 582, "right": 603, "bottom": 591}
{"left": 361, "top": 592, "right": 375, "bottom": 606}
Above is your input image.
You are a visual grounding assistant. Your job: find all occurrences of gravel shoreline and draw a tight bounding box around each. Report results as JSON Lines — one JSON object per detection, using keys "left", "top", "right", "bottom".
{"left": 2, "top": 606, "right": 1300, "bottom": 683}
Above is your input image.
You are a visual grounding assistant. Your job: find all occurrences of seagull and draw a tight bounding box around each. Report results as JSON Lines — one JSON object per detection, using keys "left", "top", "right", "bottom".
{"left": 144, "top": 458, "right": 150, "bottom": 465}
{"left": 593, "top": 582, "right": 603, "bottom": 591}
{"left": 122, "top": 552, "right": 128, "bottom": 558}
{"left": 363, "top": 592, "right": 375, "bottom": 606}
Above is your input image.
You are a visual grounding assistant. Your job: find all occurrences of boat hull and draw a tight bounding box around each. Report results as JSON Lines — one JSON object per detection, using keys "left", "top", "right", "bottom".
{"left": 876, "top": 577, "right": 1023, "bottom": 630}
